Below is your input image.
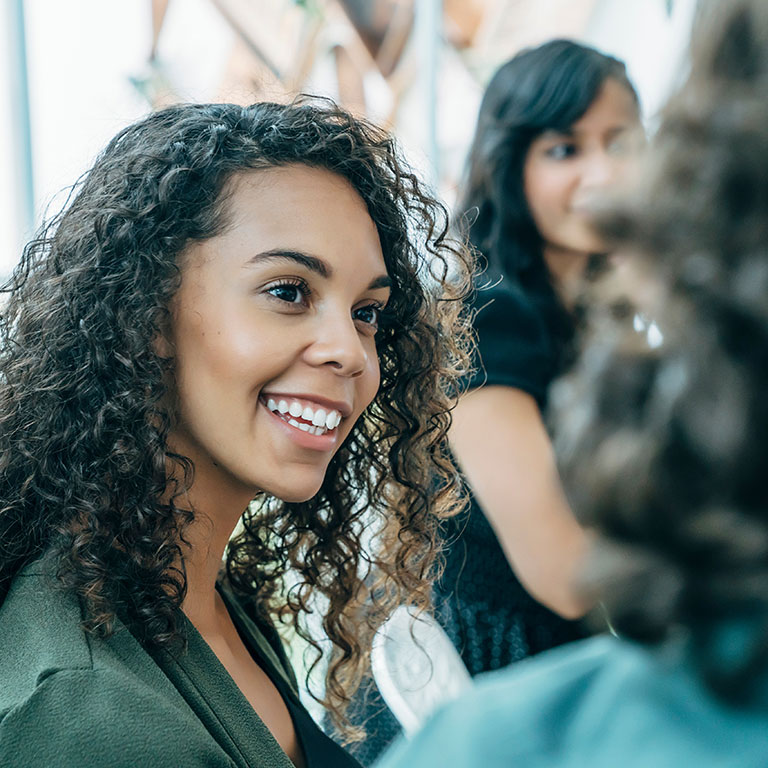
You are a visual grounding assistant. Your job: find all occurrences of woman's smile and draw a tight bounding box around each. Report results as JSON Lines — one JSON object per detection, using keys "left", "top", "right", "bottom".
{"left": 258, "top": 394, "right": 349, "bottom": 451}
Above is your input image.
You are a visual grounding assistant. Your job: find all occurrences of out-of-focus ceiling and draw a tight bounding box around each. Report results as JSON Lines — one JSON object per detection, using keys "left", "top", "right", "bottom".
{"left": 138, "top": 0, "right": 601, "bottom": 117}
{"left": 135, "top": 0, "right": 612, "bottom": 194}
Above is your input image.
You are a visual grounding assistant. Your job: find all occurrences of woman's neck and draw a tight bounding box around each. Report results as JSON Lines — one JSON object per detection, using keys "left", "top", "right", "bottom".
{"left": 542, "top": 244, "right": 590, "bottom": 309}
{"left": 170, "top": 473, "right": 256, "bottom": 632}
{"left": 180, "top": 511, "right": 237, "bottom": 630}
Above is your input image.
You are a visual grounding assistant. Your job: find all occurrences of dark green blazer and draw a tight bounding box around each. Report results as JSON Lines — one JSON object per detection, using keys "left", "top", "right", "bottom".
{"left": 0, "top": 559, "right": 301, "bottom": 768}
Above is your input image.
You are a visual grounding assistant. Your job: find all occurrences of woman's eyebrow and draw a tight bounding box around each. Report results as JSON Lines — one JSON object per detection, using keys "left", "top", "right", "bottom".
{"left": 247, "top": 248, "right": 391, "bottom": 291}
{"left": 369, "top": 275, "right": 392, "bottom": 290}
{"left": 570, "top": 124, "right": 634, "bottom": 139}
{"left": 539, "top": 128, "right": 574, "bottom": 139}
{"left": 604, "top": 125, "right": 632, "bottom": 138}
{"left": 246, "top": 249, "right": 330, "bottom": 277}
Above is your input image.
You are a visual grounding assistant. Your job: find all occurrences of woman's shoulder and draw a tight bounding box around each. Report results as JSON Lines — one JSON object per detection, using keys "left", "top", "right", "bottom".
{"left": 466, "top": 269, "right": 555, "bottom": 402}
{"left": 377, "top": 633, "right": 768, "bottom": 768}
{"left": 0, "top": 560, "right": 94, "bottom": 713}
{"left": 470, "top": 269, "right": 541, "bottom": 324}
{"left": 0, "top": 665, "right": 233, "bottom": 768}
{"left": 0, "top": 562, "right": 233, "bottom": 767}
{"left": 374, "top": 636, "right": 621, "bottom": 767}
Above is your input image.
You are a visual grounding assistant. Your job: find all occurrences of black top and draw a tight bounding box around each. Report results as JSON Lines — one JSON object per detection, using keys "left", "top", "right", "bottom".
{"left": 465, "top": 268, "right": 556, "bottom": 406}
{"left": 434, "top": 269, "right": 586, "bottom": 675}
{"left": 218, "top": 583, "right": 362, "bottom": 768}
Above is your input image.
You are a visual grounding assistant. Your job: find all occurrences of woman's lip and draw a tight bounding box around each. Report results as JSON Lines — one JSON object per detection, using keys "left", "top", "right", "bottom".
{"left": 261, "top": 400, "right": 340, "bottom": 451}
{"left": 260, "top": 392, "right": 353, "bottom": 418}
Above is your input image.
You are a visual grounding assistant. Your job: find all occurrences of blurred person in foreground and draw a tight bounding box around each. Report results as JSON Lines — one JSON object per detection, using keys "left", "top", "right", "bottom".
{"left": 376, "top": 1, "right": 768, "bottom": 765}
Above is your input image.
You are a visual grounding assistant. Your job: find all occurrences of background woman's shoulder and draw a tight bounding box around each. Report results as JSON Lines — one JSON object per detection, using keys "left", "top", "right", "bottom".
{"left": 467, "top": 269, "right": 555, "bottom": 406}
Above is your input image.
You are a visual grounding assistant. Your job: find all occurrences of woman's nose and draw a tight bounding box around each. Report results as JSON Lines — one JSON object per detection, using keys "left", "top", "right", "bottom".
{"left": 579, "top": 149, "right": 617, "bottom": 190}
{"left": 303, "top": 313, "right": 369, "bottom": 377}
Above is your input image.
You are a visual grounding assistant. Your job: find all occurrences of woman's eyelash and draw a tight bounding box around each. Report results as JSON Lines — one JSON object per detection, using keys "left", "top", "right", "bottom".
{"left": 545, "top": 143, "right": 577, "bottom": 159}
{"left": 265, "top": 279, "right": 310, "bottom": 303}
{"left": 356, "top": 302, "right": 383, "bottom": 321}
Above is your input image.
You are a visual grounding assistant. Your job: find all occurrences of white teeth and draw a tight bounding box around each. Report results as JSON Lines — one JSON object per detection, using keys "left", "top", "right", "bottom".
{"left": 265, "top": 396, "right": 342, "bottom": 432}
{"left": 298, "top": 422, "right": 310, "bottom": 431}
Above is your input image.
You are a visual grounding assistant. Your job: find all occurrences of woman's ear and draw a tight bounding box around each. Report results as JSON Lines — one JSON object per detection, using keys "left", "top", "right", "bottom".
{"left": 152, "top": 308, "right": 175, "bottom": 359}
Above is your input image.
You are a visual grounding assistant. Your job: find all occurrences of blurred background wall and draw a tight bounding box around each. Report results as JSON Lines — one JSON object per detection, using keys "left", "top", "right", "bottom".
{"left": 1, "top": 0, "right": 699, "bottom": 280}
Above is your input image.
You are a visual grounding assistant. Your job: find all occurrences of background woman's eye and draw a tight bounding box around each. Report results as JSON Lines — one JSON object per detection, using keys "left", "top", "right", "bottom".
{"left": 354, "top": 305, "right": 381, "bottom": 328}
{"left": 545, "top": 142, "right": 577, "bottom": 160}
{"left": 607, "top": 136, "right": 630, "bottom": 156}
{"left": 266, "top": 282, "right": 308, "bottom": 304}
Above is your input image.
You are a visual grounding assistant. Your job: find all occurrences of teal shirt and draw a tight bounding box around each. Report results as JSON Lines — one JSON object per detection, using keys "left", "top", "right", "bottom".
{"left": 376, "top": 634, "right": 768, "bottom": 768}
{"left": 0, "top": 559, "right": 301, "bottom": 767}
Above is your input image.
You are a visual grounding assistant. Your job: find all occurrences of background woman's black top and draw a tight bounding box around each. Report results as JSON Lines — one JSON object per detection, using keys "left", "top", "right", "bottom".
{"left": 434, "top": 269, "right": 586, "bottom": 675}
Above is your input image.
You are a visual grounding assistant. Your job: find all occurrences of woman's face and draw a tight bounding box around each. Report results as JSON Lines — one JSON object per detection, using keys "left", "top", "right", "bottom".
{"left": 167, "top": 165, "right": 389, "bottom": 505}
{"left": 523, "top": 77, "right": 643, "bottom": 256}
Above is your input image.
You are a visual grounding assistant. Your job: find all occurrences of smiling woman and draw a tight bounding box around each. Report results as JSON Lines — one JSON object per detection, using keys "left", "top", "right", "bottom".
{"left": 0, "top": 101, "right": 472, "bottom": 768}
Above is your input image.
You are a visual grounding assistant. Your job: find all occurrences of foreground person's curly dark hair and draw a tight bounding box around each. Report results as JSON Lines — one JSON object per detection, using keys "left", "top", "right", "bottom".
{"left": 552, "top": 0, "right": 768, "bottom": 704}
{"left": 0, "top": 100, "right": 472, "bottom": 734}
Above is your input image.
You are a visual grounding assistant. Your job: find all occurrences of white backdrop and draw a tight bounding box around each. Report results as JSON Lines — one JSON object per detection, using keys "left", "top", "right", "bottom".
{"left": 0, "top": 0, "right": 699, "bottom": 280}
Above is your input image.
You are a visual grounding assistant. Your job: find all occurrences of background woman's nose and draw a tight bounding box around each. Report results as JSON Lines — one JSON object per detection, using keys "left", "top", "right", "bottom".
{"left": 580, "top": 149, "right": 617, "bottom": 190}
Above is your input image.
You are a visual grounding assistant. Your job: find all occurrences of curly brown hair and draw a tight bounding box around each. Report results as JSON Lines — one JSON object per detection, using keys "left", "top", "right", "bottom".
{"left": 0, "top": 99, "right": 473, "bottom": 734}
{"left": 552, "top": 0, "right": 768, "bottom": 704}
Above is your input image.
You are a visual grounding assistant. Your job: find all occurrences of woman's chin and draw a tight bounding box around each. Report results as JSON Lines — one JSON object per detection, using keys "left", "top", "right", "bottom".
{"left": 265, "top": 479, "right": 324, "bottom": 505}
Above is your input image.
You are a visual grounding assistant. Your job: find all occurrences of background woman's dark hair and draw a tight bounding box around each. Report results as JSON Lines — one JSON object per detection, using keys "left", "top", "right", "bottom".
{"left": 0, "top": 99, "right": 473, "bottom": 735}
{"left": 552, "top": 0, "right": 768, "bottom": 705}
{"left": 459, "top": 39, "right": 639, "bottom": 369}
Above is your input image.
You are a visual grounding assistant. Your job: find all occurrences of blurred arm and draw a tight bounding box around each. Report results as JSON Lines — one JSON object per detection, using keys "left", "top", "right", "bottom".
{"left": 449, "top": 385, "right": 591, "bottom": 619}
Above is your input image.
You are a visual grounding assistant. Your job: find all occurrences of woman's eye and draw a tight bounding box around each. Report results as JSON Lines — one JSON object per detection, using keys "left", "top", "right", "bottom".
{"left": 545, "top": 142, "right": 577, "bottom": 160}
{"left": 607, "top": 137, "right": 629, "bottom": 156}
{"left": 266, "top": 281, "right": 309, "bottom": 305}
{"left": 353, "top": 304, "right": 381, "bottom": 329}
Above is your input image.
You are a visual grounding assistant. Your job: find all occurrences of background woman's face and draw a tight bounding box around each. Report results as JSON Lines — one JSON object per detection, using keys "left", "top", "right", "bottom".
{"left": 167, "top": 165, "right": 389, "bottom": 505}
{"left": 523, "top": 77, "right": 643, "bottom": 256}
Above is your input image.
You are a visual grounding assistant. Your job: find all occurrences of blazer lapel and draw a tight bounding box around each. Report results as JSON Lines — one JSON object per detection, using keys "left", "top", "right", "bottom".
{"left": 152, "top": 616, "right": 295, "bottom": 768}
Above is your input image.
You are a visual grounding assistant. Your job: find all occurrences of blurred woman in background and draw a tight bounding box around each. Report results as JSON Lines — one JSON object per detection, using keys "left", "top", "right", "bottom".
{"left": 350, "top": 40, "right": 644, "bottom": 765}
{"left": 442, "top": 37, "right": 643, "bottom": 679}
{"left": 378, "top": 2, "right": 768, "bottom": 764}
